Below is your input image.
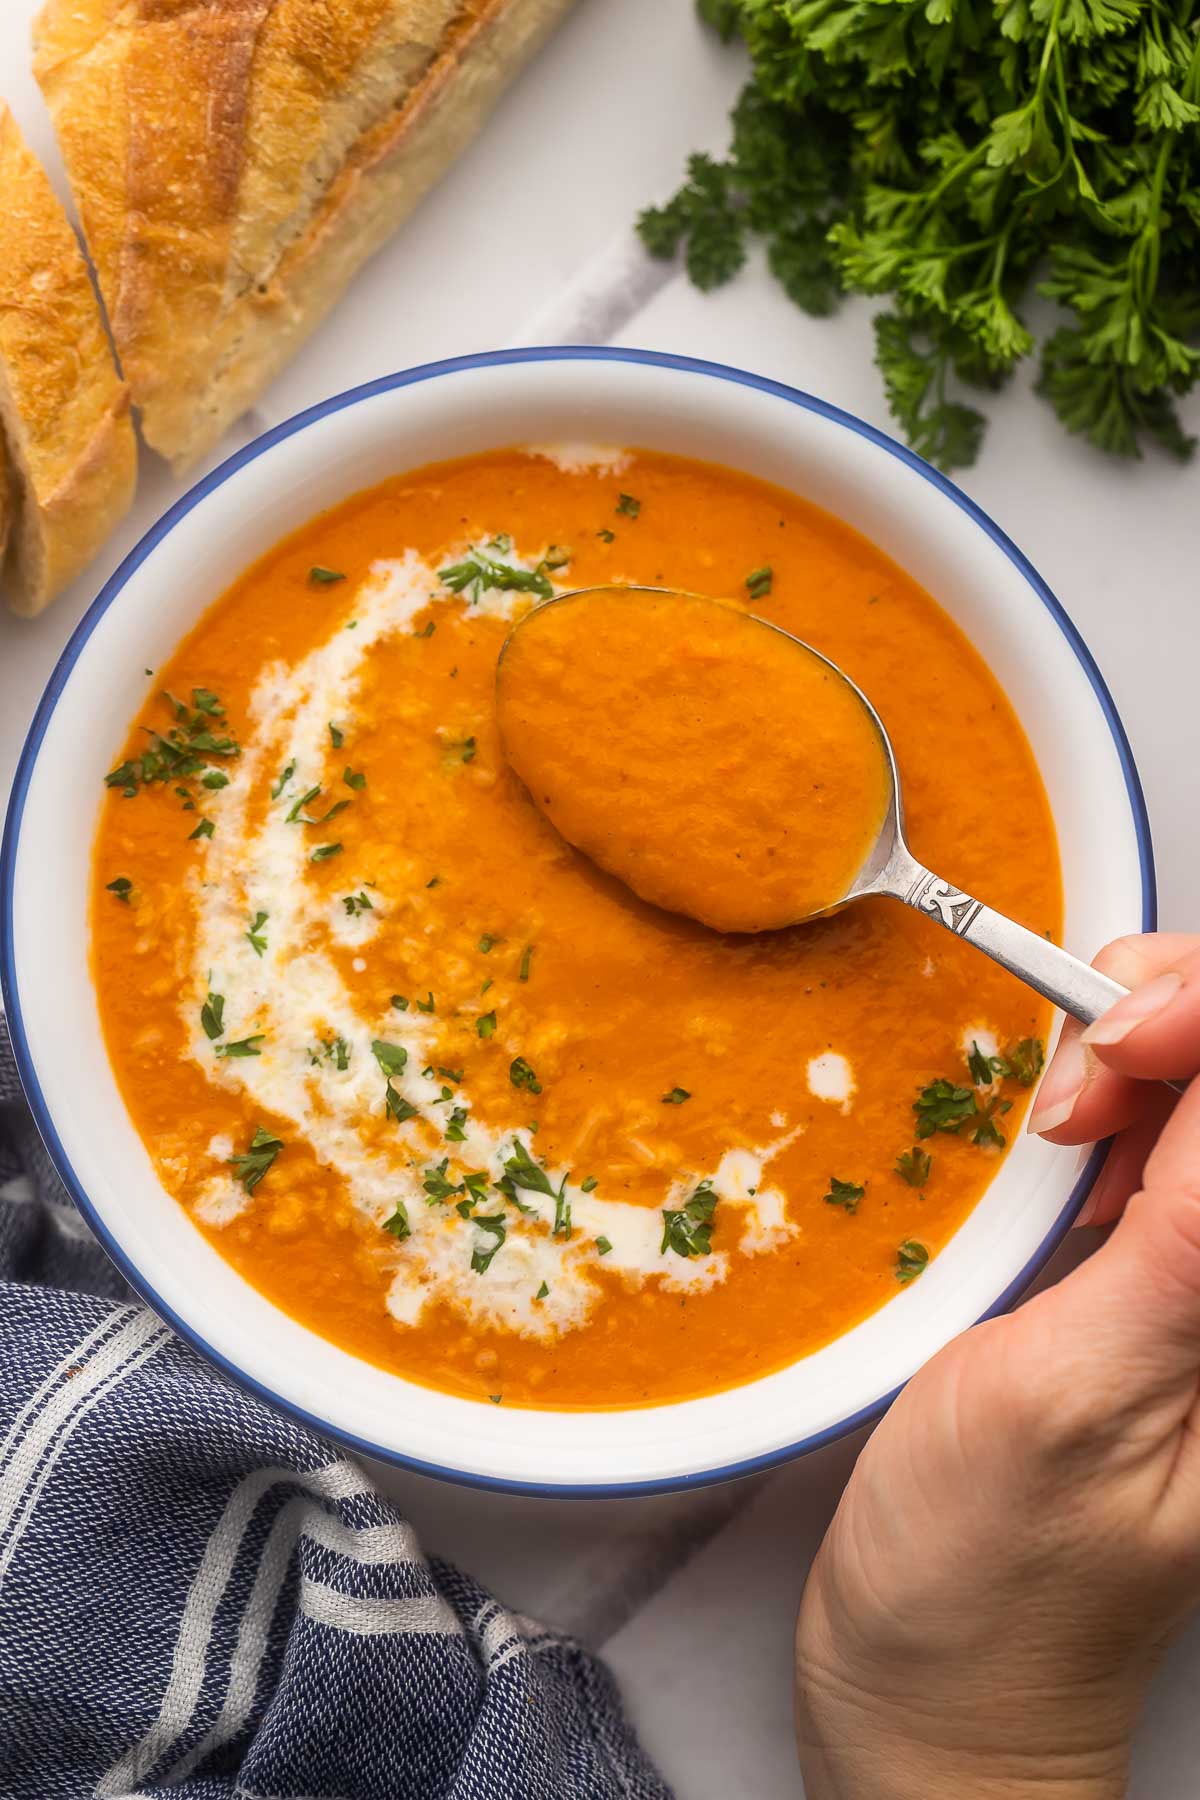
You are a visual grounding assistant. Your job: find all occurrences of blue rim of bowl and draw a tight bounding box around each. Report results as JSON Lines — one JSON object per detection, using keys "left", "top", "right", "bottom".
{"left": 1, "top": 345, "right": 1155, "bottom": 1497}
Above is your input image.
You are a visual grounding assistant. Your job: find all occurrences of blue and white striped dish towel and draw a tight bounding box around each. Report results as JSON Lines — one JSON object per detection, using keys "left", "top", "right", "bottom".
{"left": 0, "top": 1017, "right": 670, "bottom": 1798}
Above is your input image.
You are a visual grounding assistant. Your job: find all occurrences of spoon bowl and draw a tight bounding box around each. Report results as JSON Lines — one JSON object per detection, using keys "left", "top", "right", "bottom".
{"left": 499, "top": 583, "right": 1134, "bottom": 1031}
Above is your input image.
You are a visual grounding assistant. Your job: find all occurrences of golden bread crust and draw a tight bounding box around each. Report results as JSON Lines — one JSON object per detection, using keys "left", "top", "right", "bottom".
{"left": 35, "top": 0, "right": 578, "bottom": 471}
{"left": 0, "top": 102, "right": 137, "bottom": 616}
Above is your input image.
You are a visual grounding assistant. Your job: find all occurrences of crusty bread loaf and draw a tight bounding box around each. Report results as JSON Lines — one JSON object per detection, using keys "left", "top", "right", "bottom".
{"left": 0, "top": 437, "right": 11, "bottom": 569}
{"left": 0, "top": 103, "right": 137, "bottom": 617}
{"left": 34, "top": 0, "right": 578, "bottom": 474}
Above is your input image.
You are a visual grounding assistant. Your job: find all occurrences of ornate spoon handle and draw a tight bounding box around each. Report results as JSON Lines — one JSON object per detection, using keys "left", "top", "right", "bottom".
{"left": 899, "top": 860, "right": 1127, "bottom": 1028}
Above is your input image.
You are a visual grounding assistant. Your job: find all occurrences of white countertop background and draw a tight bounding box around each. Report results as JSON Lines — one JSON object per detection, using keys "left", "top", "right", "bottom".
{"left": 3, "top": 3, "right": 1200, "bottom": 1793}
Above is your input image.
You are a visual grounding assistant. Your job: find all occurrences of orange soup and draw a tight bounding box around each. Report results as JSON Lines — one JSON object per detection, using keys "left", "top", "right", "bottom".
{"left": 497, "top": 586, "right": 893, "bottom": 932}
{"left": 91, "top": 447, "right": 1061, "bottom": 1409}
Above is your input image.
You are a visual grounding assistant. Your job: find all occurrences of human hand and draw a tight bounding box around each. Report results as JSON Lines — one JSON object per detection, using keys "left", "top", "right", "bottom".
{"left": 795, "top": 934, "right": 1200, "bottom": 1800}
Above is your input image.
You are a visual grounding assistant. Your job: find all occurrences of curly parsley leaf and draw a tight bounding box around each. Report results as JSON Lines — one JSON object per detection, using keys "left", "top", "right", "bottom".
{"left": 509, "top": 1056, "right": 542, "bottom": 1095}
{"left": 231, "top": 1126, "right": 284, "bottom": 1194}
{"left": 896, "top": 1146, "right": 932, "bottom": 1189}
{"left": 439, "top": 547, "right": 553, "bottom": 603}
{"left": 824, "top": 1176, "right": 865, "bottom": 1214}
{"left": 646, "top": 1, "right": 1200, "bottom": 468}
{"left": 896, "top": 1239, "right": 930, "bottom": 1284}
{"left": 913, "top": 1078, "right": 978, "bottom": 1138}
{"left": 470, "top": 1212, "right": 508, "bottom": 1274}
{"left": 661, "top": 1181, "right": 717, "bottom": 1258}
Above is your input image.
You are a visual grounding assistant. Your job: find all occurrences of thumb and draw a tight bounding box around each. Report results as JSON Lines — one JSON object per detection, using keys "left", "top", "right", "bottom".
{"left": 1047, "top": 1081, "right": 1200, "bottom": 1413}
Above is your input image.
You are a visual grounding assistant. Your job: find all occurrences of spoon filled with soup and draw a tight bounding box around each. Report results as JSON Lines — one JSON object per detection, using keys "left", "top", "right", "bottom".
{"left": 497, "top": 584, "right": 1133, "bottom": 1030}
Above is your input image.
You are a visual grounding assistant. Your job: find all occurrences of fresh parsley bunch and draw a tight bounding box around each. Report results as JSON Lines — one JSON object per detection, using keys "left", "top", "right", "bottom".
{"left": 639, "top": 0, "right": 1200, "bottom": 469}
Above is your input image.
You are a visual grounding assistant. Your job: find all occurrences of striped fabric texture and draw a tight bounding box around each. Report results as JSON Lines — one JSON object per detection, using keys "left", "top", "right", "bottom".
{"left": 0, "top": 1019, "right": 671, "bottom": 1799}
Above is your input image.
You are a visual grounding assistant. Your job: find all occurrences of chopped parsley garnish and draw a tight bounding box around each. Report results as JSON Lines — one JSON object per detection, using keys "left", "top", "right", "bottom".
{"left": 913, "top": 1079, "right": 977, "bottom": 1138}
{"left": 415, "top": 992, "right": 435, "bottom": 1013}
{"left": 309, "top": 565, "right": 345, "bottom": 585}
{"left": 423, "top": 1160, "right": 462, "bottom": 1203}
{"left": 488, "top": 1394, "right": 502, "bottom": 1405}
{"left": 286, "top": 786, "right": 322, "bottom": 822}
{"left": 916, "top": 1049, "right": 1030, "bottom": 1145}
{"left": 414, "top": 620, "right": 436, "bottom": 638}
{"left": 616, "top": 493, "right": 641, "bottom": 518}
{"left": 371, "top": 1040, "right": 408, "bottom": 1079}
{"left": 446, "top": 737, "right": 476, "bottom": 765}
{"left": 271, "top": 760, "right": 295, "bottom": 800}
{"left": 200, "top": 992, "right": 225, "bottom": 1040}
{"left": 342, "top": 891, "right": 373, "bottom": 916}
{"left": 231, "top": 1126, "right": 284, "bottom": 1194}
{"left": 580, "top": 1176, "right": 599, "bottom": 1194}
{"left": 536, "top": 1281, "right": 550, "bottom": 1300}
{"left": 661, "top": 1181, "right": 716, "bottom": 1258}
{"left": 105, "top": 689, "right": 240, "bottom": 799}
{"left": 201, "top": 771, "right": 230, "bottom": 790}
{"left": 518, "top": 945, "right": 533, "bottom": 982}
{"left": 478, "top": 934, "right": 503, "bottom": 953}
{"left": 972, "top": 1097, "right": 1012, "bottom": 1150}
{"left": 438, "top": 1066, "right": 464, "bottom": 1084}
{"left": 316, "top": 1035, "right": 350, "bottom": 1071}
{"left": 189, "top": 818, "right": 215, "bottom": 841}
{"left": 661, "top": 1086, "right": 691, "bottom": 1105}
{"left": 385, "top": 1087, "right": 419, "bottom": 1125}
{"left": 994, "top": 1038, "right": 1046, "bottom": 1087}
{"left": 382, "top": 1204, "right": 410, "bottom": 1241}
{"left": 426, "top": 876, "right": 440, "bottom": 889}
{"left": 445, "top": 1106, "right": 468, "bottom": 1142}
{"left": 745, "top": 565, "right": 773, "bottom": 600}
{"left": 895, "top": 1147, "right": 932, "bottom": 1189}
{"left": 596, "top": 527, "right": 616, "bottom": 543}
{"left": 538, "top": 545, "right": 571, "bottom": 574}
{"left": 391, "top": 995, "right": 409, "bottom": 1011}
{"left": 476, "top": 1011, "right": 497, "bottom": 1039}
{"left": 106, "top": 877, "right": 133, "bottom": 903}
{"left": 553, "top": 1187, "right": 572, "bottom": 1240}
{"left": 311, "top": 843, "right": 343, "bottom": 862}
{"left": 328, "top": 723, "right": 344, "bottom": 749}
{"left": 216, "top": 1035, "right": 265, "bottom": 1059}
{"left": 896, "top": 1240, "right": 930, "bottom": 1285}
{"left": 498, "top": 1138, "right": 556, "bottom": 1202}
{"left": 824, "top": 1176, "right": 865, "bottom": 1214}
{"left": 343, "top": 768, "right": 366, "bottom": 791}
{"left": 509, "top": 1056, "right": 542, "bottom": 1095}
{"left": 439, "top": 548, "right": 553, "bottom": 603}
{"left": 462, "top": 1171, "right": 490, "bottom": 1208}
{"left": 471, "top": 1214, "right": 508, "bottom": 1274}
{"left": 595, "top": 1236, "right": 613, "bottom": 1256}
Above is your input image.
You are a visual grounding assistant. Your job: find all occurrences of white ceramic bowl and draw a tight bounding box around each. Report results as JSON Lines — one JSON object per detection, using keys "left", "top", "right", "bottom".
{"left": 1, "top": 348, "right": 1153, "bottom": 1495}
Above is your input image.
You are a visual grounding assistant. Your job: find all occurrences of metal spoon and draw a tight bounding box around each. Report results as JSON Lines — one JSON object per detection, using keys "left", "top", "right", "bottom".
{"left": 499, "top": 584, "right": 1140, "bottom": 1034}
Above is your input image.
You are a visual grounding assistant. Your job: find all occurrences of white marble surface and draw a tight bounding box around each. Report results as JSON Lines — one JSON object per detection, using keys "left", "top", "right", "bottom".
{"left": 3, "top": 2, "right": 1200, "bottom": 1794}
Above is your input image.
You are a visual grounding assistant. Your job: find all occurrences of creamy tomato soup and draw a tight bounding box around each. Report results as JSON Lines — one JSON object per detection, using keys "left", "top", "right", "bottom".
{"left": 91, "top": 447, "right": 1061, "bottom": 1410}
{"left": 497, "top": 587, "right": 893, "bottom": 932}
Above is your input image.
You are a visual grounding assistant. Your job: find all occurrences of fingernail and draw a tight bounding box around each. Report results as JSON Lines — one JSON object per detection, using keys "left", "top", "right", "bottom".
{"left": 1028, "top": 1034, "right": 1088, "bottom": 1135}
{"left": 1081, "top": 972, "right": 1184, "bottom": 1048}
{"left": 1073, "top": 1187, "right": 1101, "bottom": 1230}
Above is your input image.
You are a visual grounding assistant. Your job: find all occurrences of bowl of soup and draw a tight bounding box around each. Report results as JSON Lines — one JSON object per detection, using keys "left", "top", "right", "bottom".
{"left": 0, "top": 349, "right": 1152, "bottom": 1493}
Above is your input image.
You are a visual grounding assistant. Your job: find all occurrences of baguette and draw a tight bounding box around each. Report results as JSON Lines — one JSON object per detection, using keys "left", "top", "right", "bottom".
{"left": 0, "top": 437, "right": 11, "bottom": 567}
{"left": 0, "top": 104, "right": 136, "bottom": 617}
{"left": 34, "top": 0, "right": 579, "bottom": 474}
